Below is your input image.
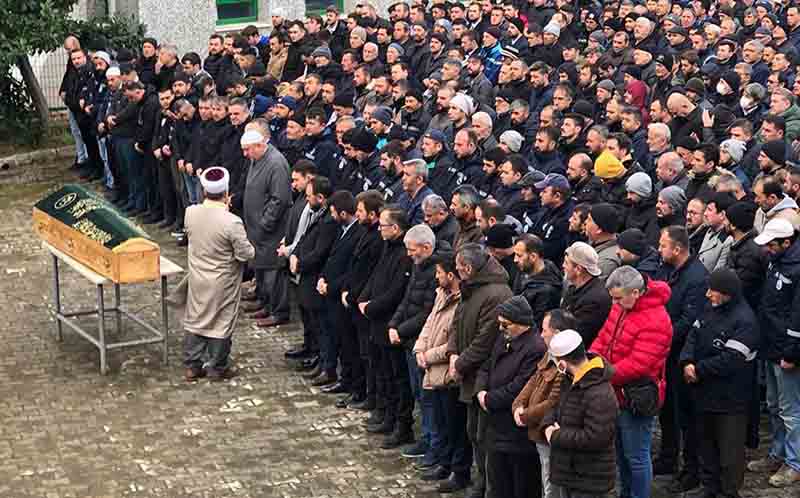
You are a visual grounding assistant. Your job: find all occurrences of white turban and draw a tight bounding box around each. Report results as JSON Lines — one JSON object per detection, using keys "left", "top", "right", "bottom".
{"left": 200, "top": 167, "right": 230, "bottom": 194}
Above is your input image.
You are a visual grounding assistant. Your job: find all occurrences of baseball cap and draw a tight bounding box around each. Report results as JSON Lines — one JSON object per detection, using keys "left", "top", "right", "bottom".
{"left": 534, "top": 173, "right": 570, "bottom": 191}
{"left": 754, "top": 218, "right": 796, "bottom": 245}
{"left": 565, "top": 242, "right": 602, "bottom": 277}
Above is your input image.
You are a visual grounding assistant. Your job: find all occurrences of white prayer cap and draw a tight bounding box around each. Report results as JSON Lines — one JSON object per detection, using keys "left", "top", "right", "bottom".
{"left": 106, "top": 66, "right": 121, "bottom": 77}
{"left": 200, "top": 167, "right": 230, "bottom": 194}
{"left": 548, "top": 329, "right": 584, "bottom": 358}
{"left": 240, "top": 130, "right": 265, "bottom": 146}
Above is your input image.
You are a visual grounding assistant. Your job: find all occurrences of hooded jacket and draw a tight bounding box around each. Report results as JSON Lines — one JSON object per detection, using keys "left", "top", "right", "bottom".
{"left": 414, "top": 287, "right": 461, "bottom": 389}
{"left": 547, "top": 356, "right": 619, "bottom": 494}
{"left": 512, "top": 260, "right": 563, "bottom": 327}
{"left": 590, "top": 279, "right": 674, "bottom": 407}
{"left": 450, "top": 257, "right": 514, "bottom": 402}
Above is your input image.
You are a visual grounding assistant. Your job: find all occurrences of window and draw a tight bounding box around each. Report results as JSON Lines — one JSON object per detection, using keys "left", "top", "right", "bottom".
{"left": 305, "top": 0, "right": 342, "bottom": 16}
{"left": 216, "top": 0, "right": 258, "bottom": 25}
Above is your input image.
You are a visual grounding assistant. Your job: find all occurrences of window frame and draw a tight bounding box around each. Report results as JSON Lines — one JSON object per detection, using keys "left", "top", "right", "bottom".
{"left": 216, "top": 0, "right": 258, "bottom": 25}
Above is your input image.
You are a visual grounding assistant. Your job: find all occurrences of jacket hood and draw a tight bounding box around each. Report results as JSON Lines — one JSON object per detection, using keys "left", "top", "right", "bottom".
{"left": 526, "top": 259, "right": 563, "bottom": 287}
{"left": 781, "top": 104, "right": 800, "bottom": 121}
{"left": 768, "top": 195, "right": 799, "bottom": 216}
{"left": 631, "top": 278, "right": 671, "bottom": 312}
{"left": 464, "top": 256, "right": 510, "bottom": 289}
{"left": 573, "top": 354, "right": 615, "bottom": 388}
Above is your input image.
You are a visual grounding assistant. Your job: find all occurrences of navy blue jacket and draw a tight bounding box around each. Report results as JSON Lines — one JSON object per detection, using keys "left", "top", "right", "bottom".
{"left": 658, "top": 256, "right": 709, "bottom": 356}
{"left": 680, "top": 296, "right": 760, "bottom": 413}
{"left": 759, "top": 241, "right": 800, "bottom": 362}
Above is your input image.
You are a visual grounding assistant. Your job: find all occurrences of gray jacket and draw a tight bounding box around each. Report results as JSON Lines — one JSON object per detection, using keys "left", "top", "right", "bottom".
{"left": 242, "top": 145, "right": 292, "bottom": 269}
{"left": 698, "top": 226, "right": 733, "bottom": 273}
{"left": 592, "top": 237, "right": 622, "bottom": 282}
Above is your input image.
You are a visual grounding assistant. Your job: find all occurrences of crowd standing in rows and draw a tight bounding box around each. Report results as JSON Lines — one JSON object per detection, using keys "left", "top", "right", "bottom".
{"left": 59, "top": 0, "right": 800, "bottom": 496}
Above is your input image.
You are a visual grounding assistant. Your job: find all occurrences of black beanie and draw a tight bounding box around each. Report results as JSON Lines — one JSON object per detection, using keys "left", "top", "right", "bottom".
{"left": 709, "top": 268, "right": 742, "bottom": 298}
{"left": 590, "top": 203, "right": 620, "bottom": 234}
{"left": 618, "top": 228, "right": 647, "bottom": 256}
{"left": 485, "top": 224, "right": 516, "bottom": 249}
{"left": 496, "top": 295, "right": 535, "bottom": 326}
{"left": 725, "top": 201, "right": 756, "bottom": 232}
{"left": 762, "top": 140, "right": 787, "bottom": 166}
{"left": 709, "top": 192, "right": 736, "bottom": 213}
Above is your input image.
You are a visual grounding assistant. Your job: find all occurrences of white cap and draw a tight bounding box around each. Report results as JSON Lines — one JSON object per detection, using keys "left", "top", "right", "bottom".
{"left": 93, "top": 50, "right": 112, "bottom": 66}
{"left": 200, "top": 167, "right": 230, "bottom": 194}
{"left": 549, "top": 329, "right": 584, "bottom": 358}
{"left": 240, "top": 130, "right": 265, "bottom": 146}
{"left": 106, "top": 66, "right": 121, "bottom": 77}
{"left": 755, "top": 218, "right": 796, "bottom": 245}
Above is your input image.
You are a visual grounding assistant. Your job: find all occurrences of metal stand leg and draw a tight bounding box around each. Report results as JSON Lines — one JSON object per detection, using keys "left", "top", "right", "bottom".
{"left": 97, "top": 285, "right": 107, "bottom": 374}
{"left": 52, "top": 254, "right": 63, "bottom": 341}
{"left": 161, "top": 276, "right": 168, "bottom": 365}
{"left": 114, "top": 284, "right": 122, "bottom": 334}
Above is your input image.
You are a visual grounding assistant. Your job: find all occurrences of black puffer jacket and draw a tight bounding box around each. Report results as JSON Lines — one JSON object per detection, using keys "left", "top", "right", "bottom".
{"left": 547, "top": 355, "right": 619, "bottom": 494}
{"left": 512, "top": 260, "right": 563, "bottom": 328}
{"left": 561, "top": 277, "right": 612, "bottom": 346}
{"left": 680, "top": 296, "right": 760, "bottom": 414}
{"left": 758, "top": 240, "right": 800, "bottom": 362}
{"left": 390, "top": 256, "right": 438, "bottom": 346}
{"left": 624, "top": 196, "right": 661, "bottom": 247}
{"left": 631, "top": 246, "right": 662, "bottom": 279}
{"left": 477, "top": 329, "right": 546, "bottom": 454}
{"left": 657, "top": 256, "right": 709, "bottom": 356}
{"left": 728, "top": 231, "right": 768, "bottom": 311}
{"left": 360, "top": 236, "right": 413, "bottom": 346}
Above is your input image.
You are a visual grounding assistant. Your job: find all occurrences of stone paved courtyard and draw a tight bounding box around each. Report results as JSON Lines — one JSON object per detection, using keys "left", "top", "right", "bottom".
{"left": 0, "top": 159, "right": 797, "bottom": 498}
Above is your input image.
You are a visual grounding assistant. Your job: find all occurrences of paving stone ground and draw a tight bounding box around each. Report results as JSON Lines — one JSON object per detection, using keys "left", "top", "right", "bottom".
{"left": 0, "top": 160, "right": 797, "bottom": 498}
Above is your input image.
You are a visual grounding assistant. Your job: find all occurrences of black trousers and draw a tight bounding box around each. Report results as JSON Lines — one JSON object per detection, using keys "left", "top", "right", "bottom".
{"left": 298, "top": 303, "right": 320, "bottom": 354}
{"left": 437, "top": 387, "right": 473, "bottom": 478}
{"left": 77, "top": 117, "right": 102, "bottom": 173}
{"left": 268, "top": 266, "right": 291, "bottom": 321}
{"left": 696, "top": 412, "right": 747, "bottom": 498}
{"left": 377, "top": 344, "right": 414, "bottom": 427}
{"left": 156, "top": 158, "right": 177, "bottom": 221}
{"left": 467, "top": 400, "right": 489, "bottom": 492}
{"left": 341, "top": 308, "right": 365, "bottom": 396}
{"left": 487, "top": 450, "right": 542, "bottom": 498}
{"left": 658, "top": 354, "right": 698, "bottom": 473}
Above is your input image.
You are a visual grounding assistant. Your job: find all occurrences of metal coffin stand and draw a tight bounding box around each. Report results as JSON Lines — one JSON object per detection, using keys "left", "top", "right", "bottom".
{"left": 44, "top": 242, "right": 184, "bottom": 374}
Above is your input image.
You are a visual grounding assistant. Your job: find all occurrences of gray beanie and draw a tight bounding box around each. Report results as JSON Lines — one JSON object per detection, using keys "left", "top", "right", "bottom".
{"left": 626, "top": 172, "right": 653, "bottom": 198}
{"left": 311, "top": 45, "right": 332, "bottom": 60}
{"left": 388, "top": 42, "right": 405, "bottom": 56}
{"left": 499, "top": 130, "right": 524, "bottom": 153}
{"left": 658, "top": 185, "right": 687, "bottom": 214}
{"left": 720, "top": 139, "right": 746, "bottom": 164}
{"left": 496, "top": 295, "right": 535, "bottom": 327}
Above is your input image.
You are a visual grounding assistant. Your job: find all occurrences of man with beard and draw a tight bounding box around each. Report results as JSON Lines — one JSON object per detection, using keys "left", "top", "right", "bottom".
{"left": 530, "top": 127, "right": 565, "bottom": 176}
{"left": 427, "top": 87, "right": 456, "bottom": 139}
{"left": 594, "top": 80, "right": 615, "bottom": 123}
{"left": 528, "top": 61, "right": 555, "bottom": 121}
{"left": 620, "top": 106, "right": 650, "bottom": 172}
{"left": 480, "top": 27, "right": 504, "bottom": 84}
{"left": 472, "top": 112, "right": 497, "bottom": 155}
{"left": 377, "top": 140, "right": 406, "bottom": 203}
{"left": 494, "top": 154, "right": 527, "bottom": 219}
{"left": 687, "top": 143, "right": 724, "bottom": 203}
{"left": 623, "top": 172, "right": 660, "bottom": 246}
{"left": 423, "top": 194, "right": 459, "bottom": 247}
{"left": 68, "top": 49, "right": 104, "bottom": 181}
{"left": 398, "top": 88, "right": 431, "bottom": 132}
{"left": 409, "top": 22, "right": 432, "bottom": 84}
{"left": 667, "top": 27, "right": 692, "bottom": 57}
{"left": 655, "top": 183, "right": 688, "bottom": 232}
{"left": 203, "top": 34, "right": 225, "bottom": 86}
{"left": 348, "top": 127, "right": 386, "bottom": 194}
{"left": 283, "top": 21, "right": 311, "bottom": 82}
{"left": 465, "top": 55, "right": 493, "bottom": 108}
{"left": 422, "top": 130, "right": 460, "bottom": 203}
{"left": 558, "top": 113, "right": 588, "bottom": 159}
{"left": 448, "top": 94, "right": 475, "bottom": 138}
{"left": 512, "top": 233, "right": 563, "bottom": 328}
{"left": 585, "top": 125, "right": 609, "bottom": 161}
{"left": 450, "top": 185, "right": 483, "bottom": 253}
{"left": 508, "top": 100, "right": 537, "bottom": 154}
{"left": 567, "top": 153, "right": 604, "bottom": 204}
{"left": 453, "top": 129, "right": 484, "bottom": 186}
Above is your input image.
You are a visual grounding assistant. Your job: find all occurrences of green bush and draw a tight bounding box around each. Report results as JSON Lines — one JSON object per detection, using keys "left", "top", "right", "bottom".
{"left": 0, "top": 64, "right": 45, "bottom": 147}
{"left": 69, "top": 14, "right": 147, "bottom": 54}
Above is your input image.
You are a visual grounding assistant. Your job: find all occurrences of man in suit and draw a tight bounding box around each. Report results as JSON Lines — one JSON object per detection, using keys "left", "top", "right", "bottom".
{"left": 317, "top": 191, "right": 367, "bottom": 402}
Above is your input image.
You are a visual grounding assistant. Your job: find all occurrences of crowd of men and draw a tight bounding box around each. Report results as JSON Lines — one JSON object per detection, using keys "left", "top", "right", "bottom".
{"left": 58, "top": 0, "right": 800, "bottom": 496}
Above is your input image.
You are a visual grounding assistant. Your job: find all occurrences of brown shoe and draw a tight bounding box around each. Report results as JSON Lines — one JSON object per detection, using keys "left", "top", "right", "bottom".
{"left": 184, "top": 367, "right": 206, "bottom": 382}
{"left": 257, "top": 316, "right": 289, "bottom": 328}
{"left": 240, "top": 301, "right": 264, "bottom": 313}
{"left": 208, "top": 368, "right": 238, "bottom": 382}
{"left": 249, "top": 309, "right": 271, "bottom": 319}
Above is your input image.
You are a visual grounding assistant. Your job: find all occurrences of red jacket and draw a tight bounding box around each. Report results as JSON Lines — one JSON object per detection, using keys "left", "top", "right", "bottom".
{"left": 590, "top": 279, "right": 673, "bottom": 408}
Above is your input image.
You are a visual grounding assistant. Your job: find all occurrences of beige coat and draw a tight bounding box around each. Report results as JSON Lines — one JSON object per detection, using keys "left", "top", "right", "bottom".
{"left": 267, "top": 47, "right": 288, "bottom": 81}
{"left": 182, "top": 200, "right": 255, "bottom": 339}
{"left": 413, "top": 287, "right": 460, "bottom": 389}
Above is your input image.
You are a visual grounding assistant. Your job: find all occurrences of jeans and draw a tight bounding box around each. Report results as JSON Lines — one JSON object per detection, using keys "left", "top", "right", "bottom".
{"left": 183, "top": 172, "right": 200, "bottom": 205}
{"left": 67, "top": 109, "right": 88, "bottom": 163}
{"left": 431, "top": 387, "right": 472, "bottom": 475}
{"left": 616, "top": 409, "right": 655, "bottom": 498}
{"left": 97, "top": 136, "right": 113, "bottom": 189}
{"left": 766, "top": 361, "right": 800, "bottom": 471}
{"left": 406, "top": 348, "right": 433, "bottom": 448}
{"left": 537, "top": 442, "right": 562, "bottom": 498}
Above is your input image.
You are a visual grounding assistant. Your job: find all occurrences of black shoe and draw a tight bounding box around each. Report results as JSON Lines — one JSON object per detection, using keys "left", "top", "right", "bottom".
{"left": 157, "top": 218, "right": 176, "bottom": 229}
{"left": 296, "top": 355, "right": 319, "bottom": 371}
{"left": 380, "top": 427, "right": 414, "bottom": 449}
{"left": 70, "top": 161, "right": 86, "bottom": 171}
{"left": 302, "top": 365, "right": 322, "bottom": 379}
{"left": 668, "top": 472, "right": 700, "bottom": 493}
{"left": 365, "top": 409, "right": 384, "bottom": 426}
{"left": 437, "top": 473, "right": 470, "bottom": 493}
{"left": 464, "top": 484, "right": 486, "bottom": 498}
{"left": 311, "top": 372, "right": 337, "bottom": 387}
{"left": 143, "top": 214, "right": 163, "bottom": 225}
{"left": 335, "top": 394, "right": 352, "bottom": 409}
{"left": 366, "top": 418, "right": 393, "bottom": 434}
{"left": 421, "top": 465, "right": 450, "bottom": 481}
{"left": 176, "top": 236, "right": 188, "bottom": 247}
{"left": 348, "top": 396, "right": 372, "bottom": 411}
{"left": 321, "top": 381, "right": 348, "bottom": 394}
{"left": 654, "top": 458, "right": 677, "bottom": 476}
{"left": 78, "top": 167, "right": 94, "bottom": 179}
{"left": 285, "top": 346, "right": 311, "bottom": 359}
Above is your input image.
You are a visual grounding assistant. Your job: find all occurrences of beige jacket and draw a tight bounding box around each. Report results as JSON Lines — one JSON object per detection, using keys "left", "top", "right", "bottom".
{"left": 413, "top": 287, "right": 460, "bottom": 389}
{"left": 267, "top": 47, "right": 288, "bottom": 81}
